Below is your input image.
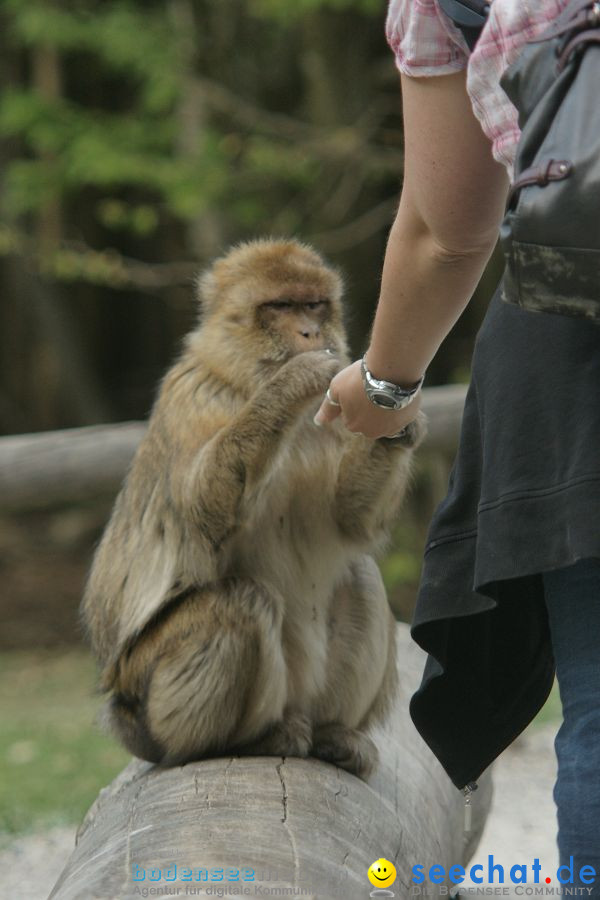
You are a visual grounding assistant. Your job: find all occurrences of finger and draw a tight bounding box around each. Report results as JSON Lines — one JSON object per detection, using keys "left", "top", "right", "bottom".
{"left": 314, "top": 393, "right": 342, "bottom": 426}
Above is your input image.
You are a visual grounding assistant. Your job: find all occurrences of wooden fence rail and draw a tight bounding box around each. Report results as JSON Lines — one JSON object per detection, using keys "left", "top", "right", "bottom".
{"left": 0, "top": 385, "right": 467, "bottom": 513}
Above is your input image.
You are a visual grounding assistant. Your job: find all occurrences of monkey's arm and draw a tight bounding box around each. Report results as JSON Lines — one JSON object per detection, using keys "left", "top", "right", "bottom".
{"left": 333, "top": 414, "right": 425, "bottom": 542}
{"left": 171, "top": 350, "right": 339, "bottom": 549}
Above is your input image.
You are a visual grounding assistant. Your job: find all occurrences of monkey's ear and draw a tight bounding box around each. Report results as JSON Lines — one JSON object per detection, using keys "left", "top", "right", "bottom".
{"left": 194, "top": 267, "right": 219, "bottom": 317}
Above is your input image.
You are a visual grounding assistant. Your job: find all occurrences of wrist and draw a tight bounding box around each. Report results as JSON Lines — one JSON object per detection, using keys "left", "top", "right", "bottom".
{"left": 363, "top": 348, "right": 425, "bottom": 391}
{"left": 360, "top": 355, "right": 424, "bottom": 411}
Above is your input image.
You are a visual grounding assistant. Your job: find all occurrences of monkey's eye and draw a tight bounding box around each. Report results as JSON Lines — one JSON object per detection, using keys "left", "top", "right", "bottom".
{"left": 265, "top": 300, "right": 294, "bottom": 310}
{"left": 305, "top": 301, "right": 325, "bottom": 311}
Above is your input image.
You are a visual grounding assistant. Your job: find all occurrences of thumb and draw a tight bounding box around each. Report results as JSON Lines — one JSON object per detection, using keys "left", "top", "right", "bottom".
{"left": 314, "top": 391, "right": 342, "bottom": 426}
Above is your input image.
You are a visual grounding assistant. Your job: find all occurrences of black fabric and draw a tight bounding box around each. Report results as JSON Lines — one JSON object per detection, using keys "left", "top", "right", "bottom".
{"left": 438, "top": 0, "right": 490, "bottom": 50}
{"left": 409, "top": 280, "right": 600, "bottom": 789}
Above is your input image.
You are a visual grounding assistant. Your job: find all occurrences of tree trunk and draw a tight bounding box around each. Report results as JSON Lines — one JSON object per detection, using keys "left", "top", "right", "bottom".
{"left": 49, "top": 623, "right": 491, "bottom": 900}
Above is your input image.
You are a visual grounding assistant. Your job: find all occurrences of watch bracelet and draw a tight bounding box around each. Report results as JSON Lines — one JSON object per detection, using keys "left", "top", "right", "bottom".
{"left": 360, "top": 355, "right": 425, "bottom": 406}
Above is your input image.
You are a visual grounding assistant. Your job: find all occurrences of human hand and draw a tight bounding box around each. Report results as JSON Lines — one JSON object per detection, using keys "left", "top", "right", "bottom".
{"left": 313, "top": 359, "right": 422, "bottom": 440}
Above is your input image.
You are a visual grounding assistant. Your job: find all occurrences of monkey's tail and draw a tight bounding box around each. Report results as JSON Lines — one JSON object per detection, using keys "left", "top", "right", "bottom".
{"left": 103, "top": 693, "right": 166, "bottom": 765}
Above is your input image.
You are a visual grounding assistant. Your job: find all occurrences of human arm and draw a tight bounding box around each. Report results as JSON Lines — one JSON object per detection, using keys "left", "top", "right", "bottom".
{"left": 314, "top": 70, "right": 510, "bottom": 438}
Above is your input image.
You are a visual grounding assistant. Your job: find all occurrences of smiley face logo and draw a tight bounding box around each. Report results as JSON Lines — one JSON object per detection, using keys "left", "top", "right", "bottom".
{"left": 368, "top": 858, "right": 397, "bottom": 889}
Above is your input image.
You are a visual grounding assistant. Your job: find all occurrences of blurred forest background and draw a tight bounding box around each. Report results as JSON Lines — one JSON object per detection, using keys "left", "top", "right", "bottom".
{"left": 0, "top": 0, "right": 502, "bottom": 837}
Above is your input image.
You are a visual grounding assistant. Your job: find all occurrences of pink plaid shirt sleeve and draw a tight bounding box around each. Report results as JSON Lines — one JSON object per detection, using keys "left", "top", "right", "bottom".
{"left": 386, "top": 0, "right": 569, "bottom": 177}
{"left": 385, "top": 0, "right": 469, "bottom": 76}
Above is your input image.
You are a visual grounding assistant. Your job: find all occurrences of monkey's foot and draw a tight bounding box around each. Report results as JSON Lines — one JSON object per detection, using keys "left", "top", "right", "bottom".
{"left": 237, "top": 712, "right": 312, "bottom": 759}
{"left": 311, "top": 723, "right": 378, "bottom": 780}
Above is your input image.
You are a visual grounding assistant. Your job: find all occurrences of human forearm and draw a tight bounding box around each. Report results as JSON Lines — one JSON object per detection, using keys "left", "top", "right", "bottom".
{"left": 365, "top": 71, "right": 508, "bottom": 385}
{"left": 365, "top": 206, "right": 497, "bottom": 384}
{"left": 314, "top": 71, "right": 509, "bottom": 440}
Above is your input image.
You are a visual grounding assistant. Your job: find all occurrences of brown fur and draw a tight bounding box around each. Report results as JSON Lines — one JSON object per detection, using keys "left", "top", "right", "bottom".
{"left": 81, "top": 239, "right": 426, "bottom": 779}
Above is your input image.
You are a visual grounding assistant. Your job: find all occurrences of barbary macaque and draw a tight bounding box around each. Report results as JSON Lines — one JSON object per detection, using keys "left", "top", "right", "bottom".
{"left": 81, "top": 239, "right": 425, "bottom": 778}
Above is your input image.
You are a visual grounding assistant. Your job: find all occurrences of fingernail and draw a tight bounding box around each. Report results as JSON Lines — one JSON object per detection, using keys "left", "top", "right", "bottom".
{"left": 313, "top": 414, "right": 323, "bottom": 427}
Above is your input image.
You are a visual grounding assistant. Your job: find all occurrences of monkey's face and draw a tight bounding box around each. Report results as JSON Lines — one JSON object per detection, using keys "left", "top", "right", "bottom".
{"left": 197, "top": 240, "right": 349, "bottom": 367}
{"left": 254, "top": 291, "right": 342, "bottom": 359}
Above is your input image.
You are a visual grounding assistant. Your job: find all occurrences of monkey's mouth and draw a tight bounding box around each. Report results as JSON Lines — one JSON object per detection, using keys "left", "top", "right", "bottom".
{"left": 260, "top": 345, "right": 336, "bottom": 363}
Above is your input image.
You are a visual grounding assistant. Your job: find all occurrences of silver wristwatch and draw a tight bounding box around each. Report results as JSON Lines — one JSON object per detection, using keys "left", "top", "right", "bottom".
{"left": 360, "top": 356, "right": 424, "bottom": 410}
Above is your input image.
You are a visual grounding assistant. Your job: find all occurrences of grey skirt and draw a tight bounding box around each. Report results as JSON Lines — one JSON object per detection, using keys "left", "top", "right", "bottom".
{"left": 409, "top": 281, "right": 600, "bottom": 789}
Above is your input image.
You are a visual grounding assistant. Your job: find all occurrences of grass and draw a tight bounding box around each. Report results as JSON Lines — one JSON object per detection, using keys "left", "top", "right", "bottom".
{"left": 0, "top": 650, "right": 129, "bottom": 836}
{"left": 0, "top": 647, "right": 562, "bottom": 838}
{"left": 532, "top": 679, "right": 562, "bottom": 728}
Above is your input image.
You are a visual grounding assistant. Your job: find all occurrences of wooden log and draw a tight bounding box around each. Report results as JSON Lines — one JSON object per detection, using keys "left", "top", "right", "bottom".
{"left": 0, "top": 385, "right": 467, "bottom": 513}
{"left": 0, "top": 422, "right": 146, "bottom": 512}
{"left": 49, "top": 623, "right": 491, "bottom": 900}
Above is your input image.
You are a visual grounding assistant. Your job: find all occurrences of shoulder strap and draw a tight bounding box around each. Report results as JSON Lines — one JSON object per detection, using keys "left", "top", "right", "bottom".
{"left": 438, "top": 0, "right": 491, "bottom": 51}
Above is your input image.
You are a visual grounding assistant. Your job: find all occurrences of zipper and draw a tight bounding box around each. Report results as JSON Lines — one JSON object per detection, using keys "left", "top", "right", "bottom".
{"left": 463, "top": 781, "right": 478, "bottom": 834}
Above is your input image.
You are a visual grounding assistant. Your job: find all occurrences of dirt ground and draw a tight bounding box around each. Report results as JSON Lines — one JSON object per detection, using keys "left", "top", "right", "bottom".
{"left": 0, "top": 724, "right": 559, "bottom": 900}
{"left": 0, "top": 507, "right": 111, "bottom": 650}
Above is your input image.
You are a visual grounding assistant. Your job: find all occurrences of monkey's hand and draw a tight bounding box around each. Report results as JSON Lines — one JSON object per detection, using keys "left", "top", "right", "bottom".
{"left": 175, "top": 351, "right": 339, "bottom": 548}
{"left": 332, "top": 409, "right": 426, "bottom": 543}
{"left": 377, "top": 409, "right": 427, "bottom": 449}
{"left": 267, "top": 349, "right": 341, "bottom": 407}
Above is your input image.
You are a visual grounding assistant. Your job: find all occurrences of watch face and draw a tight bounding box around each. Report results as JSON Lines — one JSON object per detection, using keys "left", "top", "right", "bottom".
{"left": 370, "top": 390, "right": 400, "bottom": 410}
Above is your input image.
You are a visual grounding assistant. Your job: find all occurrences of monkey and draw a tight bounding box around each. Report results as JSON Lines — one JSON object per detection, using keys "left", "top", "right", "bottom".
{"left": 81, "top": 238, "right": 426, "bottom": 780}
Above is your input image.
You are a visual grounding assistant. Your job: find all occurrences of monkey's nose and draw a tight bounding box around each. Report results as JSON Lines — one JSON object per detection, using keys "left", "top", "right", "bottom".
{"left": 300, "top": 327, "right": 320, "bottom": 339}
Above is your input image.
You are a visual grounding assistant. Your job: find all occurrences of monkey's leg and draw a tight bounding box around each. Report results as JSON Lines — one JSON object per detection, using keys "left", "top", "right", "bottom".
{"left": 311, "top": 724, "right": 378, "bottom": 780}
{"left": 232, "top": 709, "right": 312, "bottom": 759}
{"left": 333, "top": 413, "right": 426, "bottom": 542}
{"left": 311, "top": 555, "right": 397, "bottom": 780}
{"left": 107, "top": 578, "right": 289, "bottom": 765}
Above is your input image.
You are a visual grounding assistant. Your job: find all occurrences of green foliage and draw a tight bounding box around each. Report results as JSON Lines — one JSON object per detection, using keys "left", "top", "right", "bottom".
{"left": 245, "top": 137, "right": 317, "bottom": 185}
{"left": 5, "top": 1, "right": 180, "bottom": 112}
{"left": 381, "top": 519, "right": 424, "bottom": 593}
{"left": 1, "top": 1, "right": 214, "bottom": 233}
{"left": 250, "top": 0, "right": 383, "bottom": 20}
{"left": 381, "top": 548, "right": 421, "bottom": 589}
{"left": 4, "top": 1, "right": 90, "bottom": 49}
{"left": 97, "top": 200, "right": 159, "bottom": 235}
{"left": 0, "top": 84, "right": 242, "bottom": 221}
{"left": 1, "top": 0, "right": 400, "bottom": 288}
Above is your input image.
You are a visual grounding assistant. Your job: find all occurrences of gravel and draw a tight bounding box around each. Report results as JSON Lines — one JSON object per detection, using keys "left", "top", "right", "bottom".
{"left": 0, "top": 825, "right": 75, "bottom": 899}
{"left": 458, "top": 723, "right": 559, "bottom": 899}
